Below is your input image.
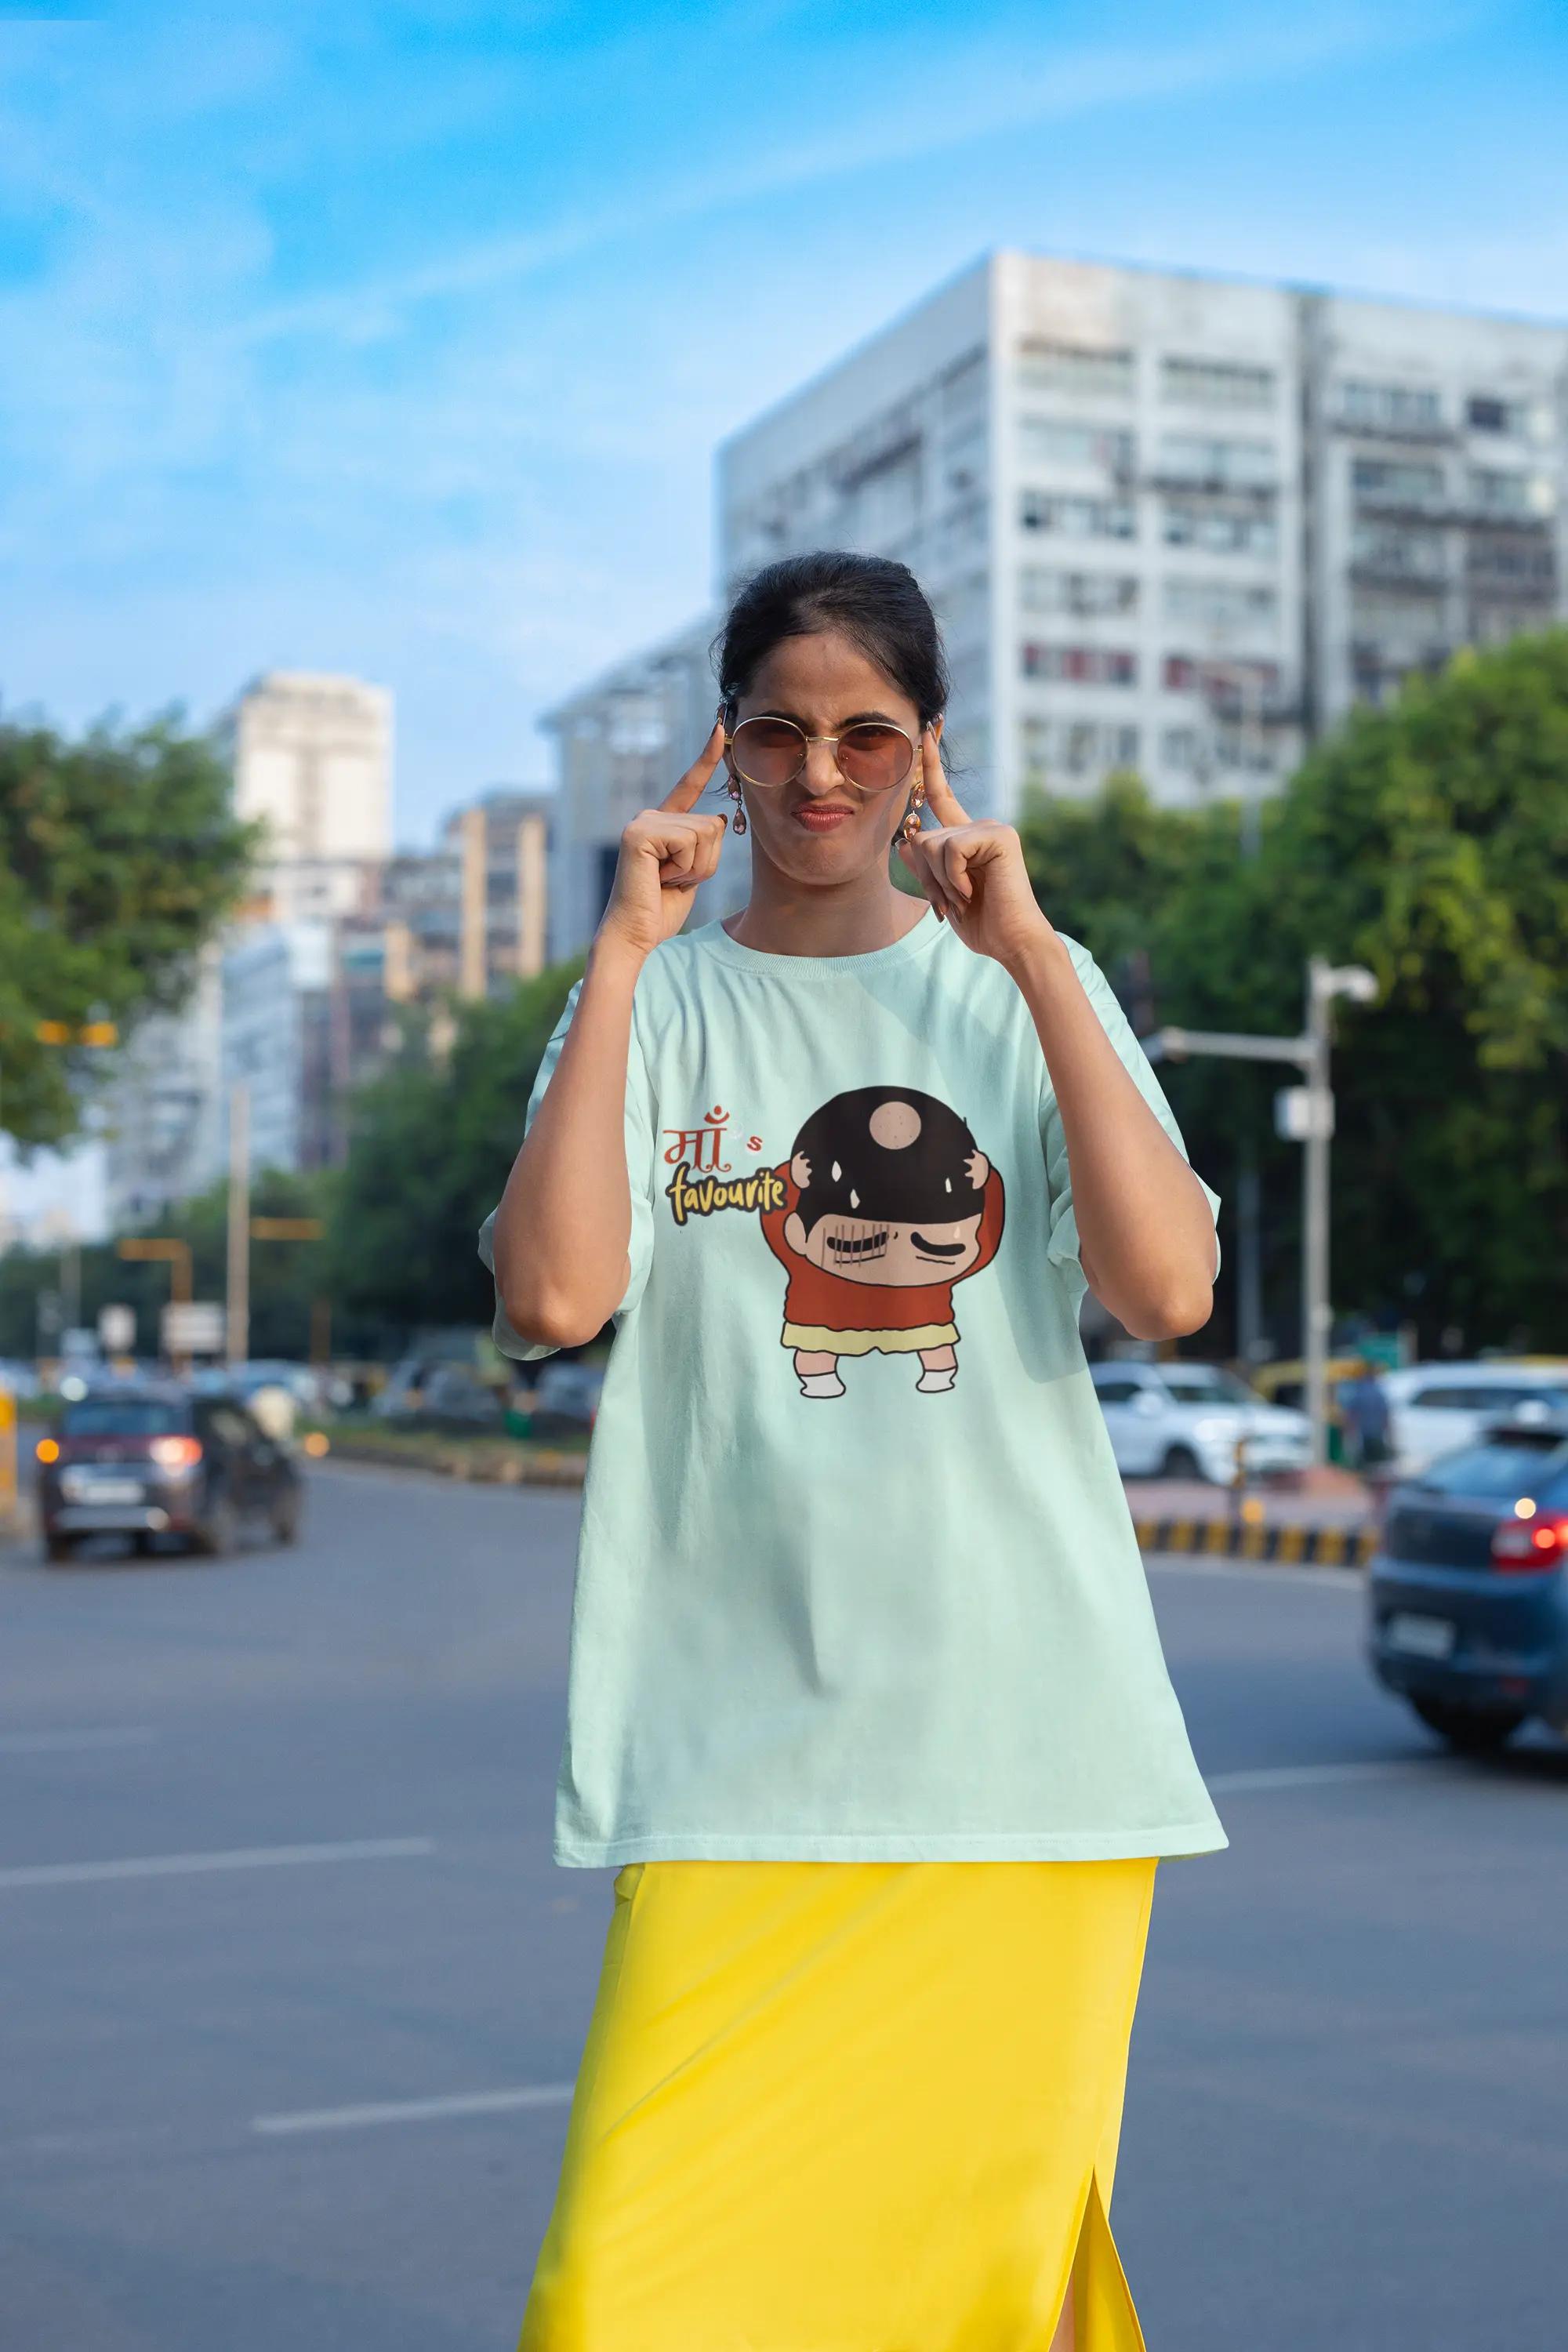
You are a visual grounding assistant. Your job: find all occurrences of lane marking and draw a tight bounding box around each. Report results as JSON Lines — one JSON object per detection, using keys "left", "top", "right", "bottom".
{"left": 0, "top": 1726, "right": 160, "bottom": 1756}
{"left": 1207, "top": 1760, "right": 1437, "bottom": 1794}
{"left": 252, "top": 2085, "right": 575, "bottom": 2136}
{"left": 0, "top": 1836, "right": 434, "bottom": 1890}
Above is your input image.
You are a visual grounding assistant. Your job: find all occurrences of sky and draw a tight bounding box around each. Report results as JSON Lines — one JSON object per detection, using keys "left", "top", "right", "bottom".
{"left": 1, "top": 0, "right": 1566, "bottom": 851}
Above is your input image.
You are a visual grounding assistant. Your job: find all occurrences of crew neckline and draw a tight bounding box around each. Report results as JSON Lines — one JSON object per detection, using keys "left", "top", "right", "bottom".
{"left": 695, "top": 907, "right": 943, "bottom": 978}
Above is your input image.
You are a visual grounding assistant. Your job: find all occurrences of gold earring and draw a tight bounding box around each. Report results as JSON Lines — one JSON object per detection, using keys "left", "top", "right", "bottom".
{"left": 728, "top": 776, "right": 747, "bottom": 837}
{"left": 898, "top": 778, "right": 926, "bottom": 845}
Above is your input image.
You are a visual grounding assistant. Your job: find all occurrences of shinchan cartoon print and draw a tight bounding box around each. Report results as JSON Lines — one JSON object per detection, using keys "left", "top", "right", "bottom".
{"left": 760, "top": 1087, "right": 1005, "bottom": 1399}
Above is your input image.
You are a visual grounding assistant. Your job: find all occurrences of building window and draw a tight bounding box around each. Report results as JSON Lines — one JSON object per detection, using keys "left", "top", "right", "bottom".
{"left": 1022, "top": 644, "right": 1138, "bottom": 686}
{"left": 1018, "top": 568, "right": 1139, "bottom": 616}
{"left": 1017, "top": 339, "right": 1134, "bottom": 397}
{"left": 1162, "top": 503, "right": 1277, "bottom": 555}
{"left": 1341, "top": 381, "right": 1443, "bottom": 433}
{"left": 1159, "top": 435, "right": 1277, "bottom": 491}
{"left": 1469, "top": 467, "right": 1553, "bottom": 516}
{"left": 1161, "top": 728, "right": 1200, "bottom": 768}
{"left": 1019, "top": 490, "right": 1137, "bottom": 539}
{"left": 1350, "top": 522, "right": 1449, "bottom": 582}
{"left": 1163, "top": 578, "right": 1277, "bottom": 628}
{"left": 1018, "top": 417, "right": 1134, "bottom": 474}
{"left": 1160, "top": 356, "right": 1276, "bottom": 408}
{"left": 1352, "top": 458, "right": 1446, "bottom": 508}
{"left": 1022, "top": 718, "right": 1141, "bottom": 781}
{"left": 1468, "top": 534, "right": 1556, "bottom": 593}
{"left": 1163, "top": 655, "right": 1280, "bottom": 701}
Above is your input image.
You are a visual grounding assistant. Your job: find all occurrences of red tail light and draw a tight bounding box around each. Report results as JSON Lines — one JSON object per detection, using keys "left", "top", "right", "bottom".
{"left": 1491, "top": 1513, "right": 1568, "bottom": 1570}
{"left": 148, "top": 1435, "right": 203, "bottom": 1469}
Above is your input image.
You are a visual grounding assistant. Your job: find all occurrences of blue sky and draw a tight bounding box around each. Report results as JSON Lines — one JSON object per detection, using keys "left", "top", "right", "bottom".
{"left": 1, "top": 0, "right": 1565, "bottom": 845}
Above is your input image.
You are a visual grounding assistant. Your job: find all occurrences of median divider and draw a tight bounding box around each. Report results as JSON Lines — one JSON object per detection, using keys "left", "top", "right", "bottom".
{"left": 322, "top": 1432, "right": 588, "bottom": 1488}
{"left": 1134, "top": 1513, "right": 1376, "bottom": 1568}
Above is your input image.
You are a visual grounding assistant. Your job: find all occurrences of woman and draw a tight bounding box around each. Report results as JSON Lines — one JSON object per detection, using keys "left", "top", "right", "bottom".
{"left": 486, "top": 550, "right": 1225, "bottom": 2352}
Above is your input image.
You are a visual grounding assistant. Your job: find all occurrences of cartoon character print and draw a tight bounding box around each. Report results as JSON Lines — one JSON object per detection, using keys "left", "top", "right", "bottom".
{"left": 760, "top": 1087, "right": 1004, "bottom": 1399}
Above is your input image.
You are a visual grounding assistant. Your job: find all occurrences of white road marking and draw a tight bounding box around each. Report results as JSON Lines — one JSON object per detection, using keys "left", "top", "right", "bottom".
{"left": 252, "top": 2085, "right": 575, "bottom": 2136}
{"left": 0, "top": 1836, "right": 434, "bottom": 1890}
{"left": 0, "top": 1726, "right": 160, "bottom": 1756}
{"left": 1207, "top": 1760, "right": 1436, "bottom": 1794}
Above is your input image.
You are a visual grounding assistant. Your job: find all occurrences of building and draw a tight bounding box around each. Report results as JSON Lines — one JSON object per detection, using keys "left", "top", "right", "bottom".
{"left": 220, "top": 670, "right": 393, "bottom": 923}
{"left": 542, "top": 619, "right": 747, "bottom": 959}
{"left": 103, "top": 946, "right": 227, "bottom": 1229}
{"left": 439, "top": 787, "right": 554, "bottom": 1000}
{"left": 717, "top": 252, "right": 1566, "bottom": 817}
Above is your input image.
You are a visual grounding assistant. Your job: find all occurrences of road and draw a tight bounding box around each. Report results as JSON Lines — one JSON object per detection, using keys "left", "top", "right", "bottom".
{"left": 1, "top": 1461, "right": 1563, "bottom": 2350}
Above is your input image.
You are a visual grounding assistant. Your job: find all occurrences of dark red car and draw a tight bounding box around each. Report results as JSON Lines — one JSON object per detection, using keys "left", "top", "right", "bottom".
{"left": 36, "top": 1385, "right": 301, "bottom": 1563}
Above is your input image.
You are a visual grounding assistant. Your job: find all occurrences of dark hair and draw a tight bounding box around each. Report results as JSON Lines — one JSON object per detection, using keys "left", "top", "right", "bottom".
{"left": 790, "top": 1087, "right": 984, "bottom": 1239}
{"left": 715, "top": 551, "right": 949, "bottom": 727}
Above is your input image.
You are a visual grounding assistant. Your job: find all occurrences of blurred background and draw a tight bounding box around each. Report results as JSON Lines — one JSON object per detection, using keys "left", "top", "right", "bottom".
{"left": 2, "top": 4, "right": 1566, "bottom": 2348}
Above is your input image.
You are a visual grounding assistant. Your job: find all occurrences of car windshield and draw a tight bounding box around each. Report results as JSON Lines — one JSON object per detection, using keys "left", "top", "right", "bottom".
{"left": 1410, "top": 1436, "right": 1568, "bottom": 1500}
{"left": 1406, "top": 1383, "right": 1568, "bottom": 1413}
{"left": 62, "top": 1399, "right": 189, "bottom": 1437}
{"left": 1162, "top": 1369, "right": 1254, "bottom": 1406}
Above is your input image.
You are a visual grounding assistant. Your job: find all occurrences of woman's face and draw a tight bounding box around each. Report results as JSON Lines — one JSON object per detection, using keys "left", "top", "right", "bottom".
{"left": 728, "top": 630, "right": 937, "bottom": 888}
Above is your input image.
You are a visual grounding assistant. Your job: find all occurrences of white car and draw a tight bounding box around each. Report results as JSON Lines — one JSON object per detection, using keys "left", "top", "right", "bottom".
{"left": 1380, "top": 1363, "right": 1568, "bottom": 1475}
{"left": 1091, "top": 1360, "right": 1311, "bottom": 1483}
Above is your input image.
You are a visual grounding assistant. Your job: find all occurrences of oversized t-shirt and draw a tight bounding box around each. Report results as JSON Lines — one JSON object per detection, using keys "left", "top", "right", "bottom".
{"left": 480, "top": 912, "right": 1226, "bottom": 1867}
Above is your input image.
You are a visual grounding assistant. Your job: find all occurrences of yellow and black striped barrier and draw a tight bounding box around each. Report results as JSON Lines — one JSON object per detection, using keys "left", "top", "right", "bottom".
{"left": 1134, "top": 1515, "right": 1377, "bottom": 1568}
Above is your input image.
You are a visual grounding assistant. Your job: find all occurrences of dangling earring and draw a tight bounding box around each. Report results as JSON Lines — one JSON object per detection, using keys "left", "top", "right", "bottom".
{"left": 898, "top": 776, "right": 926, "bottom": 845}
{"left": 728, "top": 776, "right": 747, "bottom": 837}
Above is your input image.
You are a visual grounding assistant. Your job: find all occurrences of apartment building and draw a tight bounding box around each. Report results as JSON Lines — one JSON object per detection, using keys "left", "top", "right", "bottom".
{"left": 718, "top": 252, "right": 1566, "bottom": 818}
{"left": 542, "top": 617, "right": 748, "bottom": 958}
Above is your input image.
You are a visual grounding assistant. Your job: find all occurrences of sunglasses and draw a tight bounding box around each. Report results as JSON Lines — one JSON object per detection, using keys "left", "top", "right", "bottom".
{"left": 725, "top": 715, "right": 917, "bottom": 796}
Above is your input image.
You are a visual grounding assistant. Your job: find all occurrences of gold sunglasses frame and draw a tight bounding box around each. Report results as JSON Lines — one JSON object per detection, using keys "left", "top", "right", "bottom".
{"left": 723, "top": 713, "right": 918, "bottom": 796}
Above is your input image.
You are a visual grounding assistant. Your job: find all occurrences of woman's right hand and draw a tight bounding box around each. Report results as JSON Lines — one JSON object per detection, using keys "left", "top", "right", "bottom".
{"left": 598, "top": 719, "right": 731, "bottom": 961}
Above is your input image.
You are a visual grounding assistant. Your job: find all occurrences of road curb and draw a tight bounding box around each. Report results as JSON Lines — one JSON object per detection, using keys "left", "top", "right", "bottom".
{"left": 323, "top": 1439, "right": 588, "bottom": 1488}
{"left": 1135, "top": 1515, "right": 1375, "bottom": 1568}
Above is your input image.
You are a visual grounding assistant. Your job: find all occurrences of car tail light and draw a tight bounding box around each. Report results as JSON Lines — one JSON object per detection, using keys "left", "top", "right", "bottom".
{"left": 148, "top": 1435, "right": 203, "bottom": 1469}
{"left": 1491, "top": 1513, "right": 1568, "bottom": 1570}
{"left": 35, "top": 1437, "right": 59, "bottom": 1464}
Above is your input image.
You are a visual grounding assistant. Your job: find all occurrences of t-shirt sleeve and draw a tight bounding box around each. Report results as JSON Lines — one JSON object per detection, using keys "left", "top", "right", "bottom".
{"left": 477, "top": 981, "right": 659, "bottom": 1363}
{"left": 1040, "top": 939, "right": 1221, "bottom": 1299}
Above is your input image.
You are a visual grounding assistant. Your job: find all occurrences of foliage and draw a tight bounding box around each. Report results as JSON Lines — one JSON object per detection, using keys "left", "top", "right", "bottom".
{"left": 0, "top": 710, "right": 255, "bottom": 1145}
{"left": 325, "top": 961, "right": 582, "bottom": 1338}
{"left": 1020, "top": 632, "right": 1568, "bottom": 1354}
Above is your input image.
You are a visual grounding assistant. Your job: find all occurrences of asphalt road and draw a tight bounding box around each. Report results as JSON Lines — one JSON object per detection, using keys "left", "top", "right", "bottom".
{"left": 1, "top": 1462, "right": 1563, "bottom": 2351}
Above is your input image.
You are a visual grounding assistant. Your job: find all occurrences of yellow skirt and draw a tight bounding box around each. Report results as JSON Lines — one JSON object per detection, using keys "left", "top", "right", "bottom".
{"left": 521, "top": 1858, "right": 1155, "bottom": 2352}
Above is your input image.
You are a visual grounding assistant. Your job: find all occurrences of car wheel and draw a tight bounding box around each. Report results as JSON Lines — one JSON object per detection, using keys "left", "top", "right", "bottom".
{"left": 270, "top": 1490, "right": 301, "bottom": 1546}
{"left": 42, "top": 1533, "right": 73, "bottom": 1565}
{"left": 1161, "top": 1444, "right": 1204, "bottom": 1482}
{"left": 194, "top": 1494, "right": 239, "bottom": 1559}
{"left": 1409, "top": 1695, "right": 1526, "bottom": 1753}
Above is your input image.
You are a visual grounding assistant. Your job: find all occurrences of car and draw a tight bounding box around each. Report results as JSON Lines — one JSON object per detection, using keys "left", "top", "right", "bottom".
{"left": 1368, "top": 1413, "right": 1568, "bottom": 1750}
{"left": 1091, "top": 1359, "right": 1311, "bottom": 1483}
{"left": 36, "top": 1385, "right": 302, "bottom": 1563}
{"left": 526, "top": 1361, "right": 604, "bottom": 1441}
{"left": 1378, "top": 1363, "right": 1568, "bottom": 1475}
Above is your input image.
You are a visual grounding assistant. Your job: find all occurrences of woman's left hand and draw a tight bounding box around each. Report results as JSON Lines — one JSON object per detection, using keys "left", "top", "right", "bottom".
{"left": 898, "top": 731, "right": 1053, "bottom": 971}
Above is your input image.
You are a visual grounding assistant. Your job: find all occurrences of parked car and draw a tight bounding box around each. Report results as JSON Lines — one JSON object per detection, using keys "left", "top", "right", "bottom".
{"left": 1091, "top": 1360, "right": 1311, "bottom": 1483}
{"left": 526, "top": 1361, "right": 604, "bottom": 1441}
{"left": 1377, "top": 1363, "right": 1568, "bottom": 1475}
{"left": 1368, "top": 1411, "right": 1568, "bottom": 1750}
{"left": 36, "top": 1385, "right": 301, "bottom": 1562}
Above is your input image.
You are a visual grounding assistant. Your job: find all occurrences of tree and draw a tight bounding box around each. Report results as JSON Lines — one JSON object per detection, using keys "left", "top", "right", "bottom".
{"left": 0, "top": 711, "right": 254, "bottom": 1145}
{"left": 326, "top": 962, "right": 582, "bottom": 1339}
{"left": 1020, "top": 631, "right": 1568, "bottom": 1355}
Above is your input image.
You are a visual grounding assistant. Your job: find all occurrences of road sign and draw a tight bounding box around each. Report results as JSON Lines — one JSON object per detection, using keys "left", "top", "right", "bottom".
{"left": 99, "top": 1303, "right": 136, "bottom": 1353}
{"left": 162, "top": 1301, "right": 225, "bottom": 1356}
{"left": 1274, "top": 1085, "right": 1335, "bottom": 1142}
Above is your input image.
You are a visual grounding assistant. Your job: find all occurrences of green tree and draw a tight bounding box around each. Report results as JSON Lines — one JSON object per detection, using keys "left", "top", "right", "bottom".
{"left": 1020, "top": 631, "right": 1568, "bottom": 1354}
{"left": 0, "top": 711, "right": 254, "bottom": 1145}
{"left": 326, "top": 962, "right": 582, "bottom": 1339}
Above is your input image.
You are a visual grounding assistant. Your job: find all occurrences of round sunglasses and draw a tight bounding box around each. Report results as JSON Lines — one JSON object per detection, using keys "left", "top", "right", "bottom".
{"left": 726, "top": 715, "right": 917, "bottom": 796}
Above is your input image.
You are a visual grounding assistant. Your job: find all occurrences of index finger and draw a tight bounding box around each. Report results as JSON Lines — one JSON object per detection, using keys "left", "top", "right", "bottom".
{"left": 920, "top": 728, "right": 969, "bottom": 827}
{"left": 662, "top": 716, "right": 727, "bottom": 813}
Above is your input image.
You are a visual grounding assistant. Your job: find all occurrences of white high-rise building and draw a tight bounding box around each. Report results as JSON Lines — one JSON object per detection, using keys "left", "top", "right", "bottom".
{"left": 222, "top": 670, "right": 393, "bottom": 921}
{"left": 718, "top": 252, "right": 1567, "bottom": 818}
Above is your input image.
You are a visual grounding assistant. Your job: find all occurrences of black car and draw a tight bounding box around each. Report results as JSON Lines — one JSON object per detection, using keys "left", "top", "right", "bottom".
{"left": 1368, "top": 1414, "right": 1568, "bottom": 1749}
{"left": 37, "top": 1385, "right": 302, "bottom": 1563}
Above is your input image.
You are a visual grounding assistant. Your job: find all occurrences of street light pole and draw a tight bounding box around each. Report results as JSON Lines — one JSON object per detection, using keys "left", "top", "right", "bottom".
{"left": 227, "top": 1082, "right": 250, "bottom": 1370}
{"left": 1147, "top": 954, "right": 1377, "bottom": 1468}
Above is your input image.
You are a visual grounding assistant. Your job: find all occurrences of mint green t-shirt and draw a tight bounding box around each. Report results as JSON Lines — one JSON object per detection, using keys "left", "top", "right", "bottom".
{"left": 481, "top": 913, "right": 1226, "bottom": 1867}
